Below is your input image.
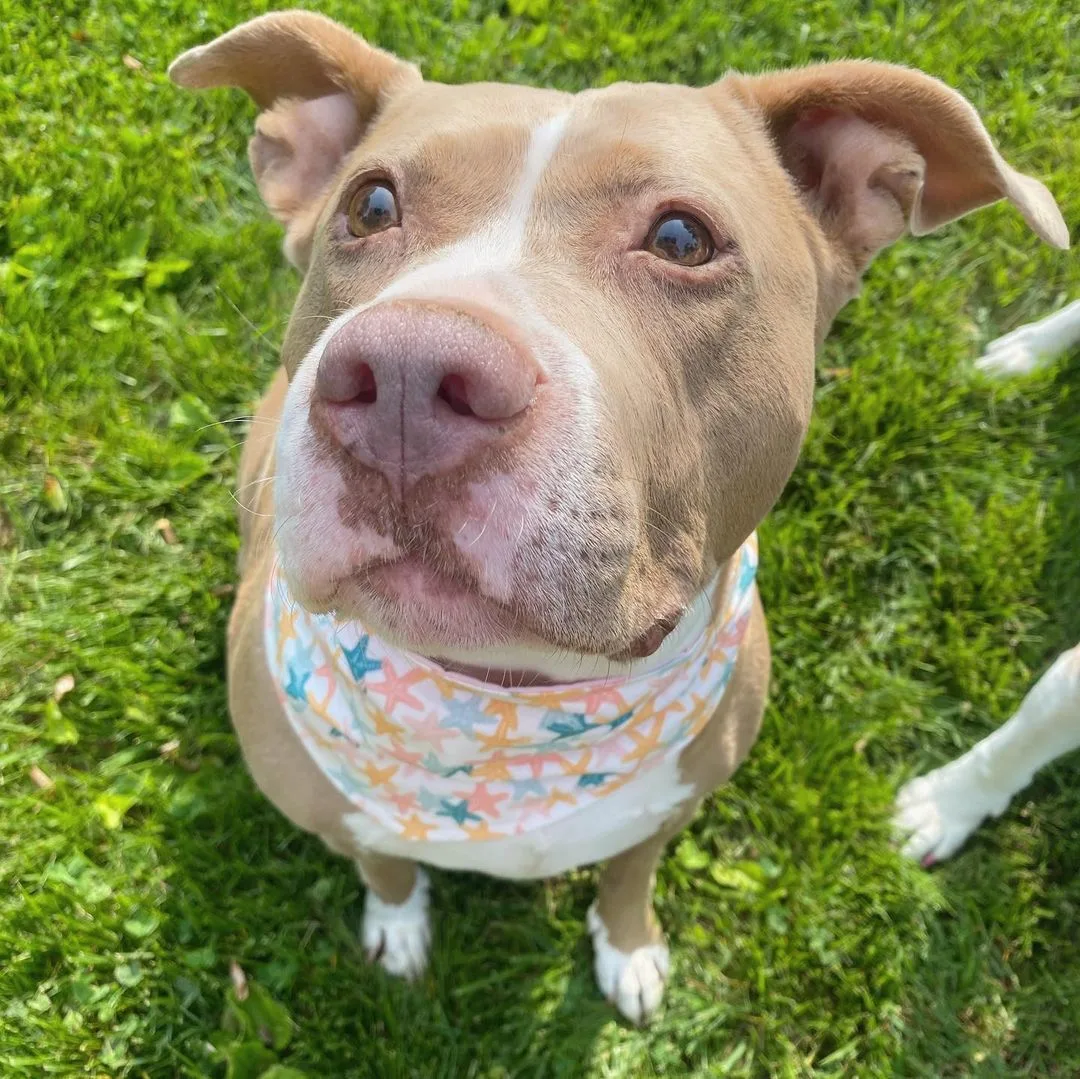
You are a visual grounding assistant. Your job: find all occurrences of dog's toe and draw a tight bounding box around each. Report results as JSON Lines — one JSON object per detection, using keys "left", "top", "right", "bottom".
{"left": 587, "top": 903, "right": 670, "bottom": 1024}
{"left": 361, "top": 869, "right": 431, "bottom": 981}
{"left": 894, "top": 768, "right": 1007, "bottom": 864}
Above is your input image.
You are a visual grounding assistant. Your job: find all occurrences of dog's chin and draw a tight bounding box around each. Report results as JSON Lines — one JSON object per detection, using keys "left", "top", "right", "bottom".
{"left": 286, "top": 558, "right": 689, "bottom": 665}
{"left": 311, "top": 557, "right": 533, "bottom": 654}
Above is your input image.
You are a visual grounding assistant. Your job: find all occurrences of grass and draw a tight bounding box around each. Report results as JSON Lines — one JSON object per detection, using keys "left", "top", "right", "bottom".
{"left": 2, "top": 0, "right": 1078, "bottom": 1075}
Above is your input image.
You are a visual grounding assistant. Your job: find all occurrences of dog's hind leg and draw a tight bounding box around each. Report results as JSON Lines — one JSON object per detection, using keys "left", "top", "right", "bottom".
{"left": 895, "top": 643, "right": 1080, "bottom": 864}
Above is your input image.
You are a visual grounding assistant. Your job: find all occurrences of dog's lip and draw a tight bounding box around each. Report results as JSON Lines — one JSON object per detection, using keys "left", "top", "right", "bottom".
{"left": 609, "top": 608, "right": 687, "bottom": 661}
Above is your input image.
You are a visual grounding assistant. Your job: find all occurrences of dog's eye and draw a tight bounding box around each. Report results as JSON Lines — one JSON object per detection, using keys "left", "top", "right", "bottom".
{"left": 347, "top": 182, "right": 400, "bottom": 237}
{"left": 644, "top": 213, "right": 714, "bottom": 266}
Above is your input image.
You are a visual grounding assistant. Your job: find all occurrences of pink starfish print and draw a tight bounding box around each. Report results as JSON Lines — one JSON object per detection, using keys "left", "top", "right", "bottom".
{"left": 409, "top": 712, "right": 457, "bottom": 753}
{"left": 458, "top": 782, "right": 509, "bottom": 818}
{"left": 517, "top": 795, "right": 555, "bottom": 820}
{"left": 386, "top": 790, "right": 419, "bottom": 814}
{"left": 577, "top": 684, "right": 628, "bottom": 715}
{"left": 367, "top": 658, "right": 428, "bottom": 712}
{"left": 387, "top": 745, "right": 424, "bottom": 767}
{"left": 525, "top": 750, "right": 565, "bottom": 778}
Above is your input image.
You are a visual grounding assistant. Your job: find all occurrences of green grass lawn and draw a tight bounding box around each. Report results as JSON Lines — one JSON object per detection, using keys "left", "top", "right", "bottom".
{"left": 3, "top": 0, "right": 1078, "bottom": 1075}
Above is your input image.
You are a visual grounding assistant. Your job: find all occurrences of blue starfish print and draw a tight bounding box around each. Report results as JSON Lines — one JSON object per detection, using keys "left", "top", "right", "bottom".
{"left": 607, "top": 710, "right": 634, "bottom": 729}
{"left": 416, "top": 789, "right": 444, "bottom": 812}
{"left": 325, "top": 763, "right": 368, "bottom": 797}
{"left": 509, "top": 778, "right": 544, "bottom": 801}
{"left": 343, "top": 695, "right": 371, "bottom": 736}
{"left": 284, "top": 665, "right": 311, "bottom": 702}
{"left": 419, "top": 752, "right": 445, "bottom": 774}
{"left": 288, "top": 637, "right": 316, "bottom": 672}
{"left": 437, "top": 798, "right": 482, "bottom": 825}
{"left": 441, "top": 697, "right": 491, "bottom": 735}
{"left": 342, "top": 636, "right": 381, "bottom": 681}
{"left": 541, "top": 711, "right": 595, "bottom": 739}
{"left": 441, "top": 763, "right": 474, "bottom": 778}
{"left": 577, "top": 772, "right": 612, "bottom": 789}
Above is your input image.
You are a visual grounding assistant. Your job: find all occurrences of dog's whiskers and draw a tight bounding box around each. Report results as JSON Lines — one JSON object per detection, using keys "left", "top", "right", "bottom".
{"left": 215, "top": 285, "right": 283, "bottom": 351}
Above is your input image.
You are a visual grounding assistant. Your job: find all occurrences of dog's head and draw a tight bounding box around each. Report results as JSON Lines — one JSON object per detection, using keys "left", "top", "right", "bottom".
{"left": 172, "top": 11, "right": 1066, "bottom": 663}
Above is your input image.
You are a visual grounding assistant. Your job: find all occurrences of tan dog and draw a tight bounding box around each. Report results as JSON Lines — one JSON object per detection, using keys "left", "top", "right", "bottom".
{"left": 169, "top": 10, "right": 1067, "bottom": 1022}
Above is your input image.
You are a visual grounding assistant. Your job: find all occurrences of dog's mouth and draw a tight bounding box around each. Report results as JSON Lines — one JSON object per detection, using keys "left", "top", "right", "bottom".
{"left": 319, "top": 554, "right": 688, "bottom": 673}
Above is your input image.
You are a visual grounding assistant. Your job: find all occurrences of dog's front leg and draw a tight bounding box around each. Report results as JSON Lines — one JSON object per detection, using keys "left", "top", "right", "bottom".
{"left": 588, "top": 826, "right": 686, "bottom": 1024}
{"left": 351, "top": 850, "right": 430, "bottom": 980}
{"left": 895, "top": 643, "right": 1080, "bottom": 864}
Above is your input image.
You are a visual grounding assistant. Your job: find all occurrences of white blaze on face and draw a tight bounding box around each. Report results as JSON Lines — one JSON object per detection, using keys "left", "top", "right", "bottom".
{"left": 378, "top": 110, "right": 572, "bottom": 301}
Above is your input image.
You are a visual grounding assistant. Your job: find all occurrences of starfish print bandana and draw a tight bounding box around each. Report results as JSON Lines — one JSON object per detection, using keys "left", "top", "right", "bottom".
{"left": 265, "top": 535, "right": 758, "bottom": 843}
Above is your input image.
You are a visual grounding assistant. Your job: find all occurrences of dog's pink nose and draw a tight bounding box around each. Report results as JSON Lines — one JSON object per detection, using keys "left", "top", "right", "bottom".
{"left": 315, "top": 303, "right": 540, "bottom": 492}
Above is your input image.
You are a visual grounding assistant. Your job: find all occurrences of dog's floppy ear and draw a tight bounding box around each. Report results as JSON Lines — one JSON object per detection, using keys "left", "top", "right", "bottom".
{"left": 724, "top": 61, "right": 1068, "bottom": 285}
{"left": 169, "top": 11, "right": 420, "bottom": 269}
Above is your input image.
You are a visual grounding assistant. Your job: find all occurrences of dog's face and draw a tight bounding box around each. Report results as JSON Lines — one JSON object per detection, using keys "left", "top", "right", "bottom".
{"left": 273, "top": 79, "right": 824, "bottom": 661}
{"left": 172, "top": 13, "right": 1065, "bottom": 661}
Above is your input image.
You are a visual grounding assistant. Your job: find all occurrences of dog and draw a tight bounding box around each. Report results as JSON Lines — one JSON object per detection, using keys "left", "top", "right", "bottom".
{"left": 168, "top": 10, "right": 1067, "bottom": 1021}
{"left": 896, "top": 301, "right": 1080, "bottom": 865}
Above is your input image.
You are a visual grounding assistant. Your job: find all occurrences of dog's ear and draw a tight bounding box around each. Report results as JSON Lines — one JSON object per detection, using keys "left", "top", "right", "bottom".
{"left": 723, "top": 61, "right": 1067, "bottom": 289}
{"left": 169, "top": 11, "right": 420, "bottom": 269}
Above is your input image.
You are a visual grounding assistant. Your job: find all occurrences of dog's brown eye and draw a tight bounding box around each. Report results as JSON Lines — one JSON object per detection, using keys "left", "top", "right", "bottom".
{"left": 644, "top": 213, "right": 714, "bottom": 266}
{"left": 347, "top": 182, "right": 400, "bottom": 237}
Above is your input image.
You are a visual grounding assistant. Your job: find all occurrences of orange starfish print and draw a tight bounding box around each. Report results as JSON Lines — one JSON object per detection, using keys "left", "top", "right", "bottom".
{"left": 475, "top": 699, "right": 530, "bottom": 749}
{"left": 398, "top": 814, "right": 434, "bottom": 841}
{"left": 275, "top": 605, "right": 300, "bottom": 666}
{"left": 544, "top": 787, "right": 576, "bottom": 810}
{"left": 361, "top": 761, "right": 398, "bottom": 788}
{"left": 471, "top": 753, "right": 514, "bottom": 782}
{"left": 559, "top": 750, "right": 594, "bottom": 777}
{"left": 463, "top": 819, "right": 501, "bottom": 841}
{"left": 621, "top": 718, "right": 664, "bottom": 763}
{"left": 371, "top": 709, "right": 406, "bottom": 739}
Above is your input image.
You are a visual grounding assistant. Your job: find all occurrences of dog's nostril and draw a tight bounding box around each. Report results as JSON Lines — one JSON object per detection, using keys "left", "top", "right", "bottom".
{"left": 437, "top": 374, "right": 475, "bottom": 418}
{"left": 353, "top": 363, "right": 377, "bottom": 405}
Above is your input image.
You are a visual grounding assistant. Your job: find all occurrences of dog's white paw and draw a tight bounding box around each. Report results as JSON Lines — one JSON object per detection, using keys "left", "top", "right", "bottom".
{"left": 975, "top": 339, "right": 1046, "bottom": 377}
{"left": 975, "top": 300, "right": 1080, "bottom": 377}
{"left": 587, "top": 903, "right": 670, "bottom": 1024}
{"left": 894, "top": 765, "right": 1013, "bottom": 865}
{"left": 361, "top": 869, "right": 431, "bottom": 980}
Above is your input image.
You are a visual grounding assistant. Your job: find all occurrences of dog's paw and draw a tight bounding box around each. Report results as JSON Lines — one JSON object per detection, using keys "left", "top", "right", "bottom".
{"left": 894, "top": 766, "right": 1012, "bottom": 865}
{"left": 975, "top": 300, "right": 1080, "bottom": 378}
{"left": 587, "top": 903, "right": 670, "bottom": 1024}
{"left": 975, "top": 338, "right": 1046, "bottom": 377}
{"left": 361, "top": 869, "right": 431, "bottom": 980}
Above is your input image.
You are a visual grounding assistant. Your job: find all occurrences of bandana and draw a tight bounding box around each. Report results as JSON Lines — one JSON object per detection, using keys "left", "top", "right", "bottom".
{"left": 265, "top": 535, "right": 758, "bottom": 843}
